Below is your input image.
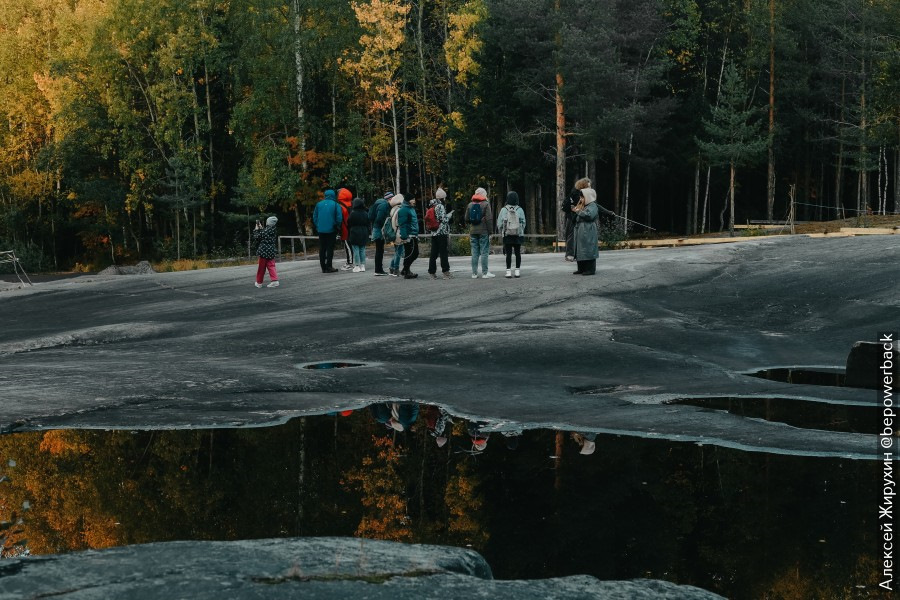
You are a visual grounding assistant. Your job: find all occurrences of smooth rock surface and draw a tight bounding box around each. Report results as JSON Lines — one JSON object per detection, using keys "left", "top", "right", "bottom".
{"left": 0, "top": 538, "right": 723, "bottom": 600}
{"left": 0, "top": 235, "right": 896, "bottom": 458}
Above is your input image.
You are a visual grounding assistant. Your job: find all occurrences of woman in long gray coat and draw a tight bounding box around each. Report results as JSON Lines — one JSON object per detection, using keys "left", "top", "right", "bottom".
{"left": 572, "top": 186, "right": 599, "bottom": 275}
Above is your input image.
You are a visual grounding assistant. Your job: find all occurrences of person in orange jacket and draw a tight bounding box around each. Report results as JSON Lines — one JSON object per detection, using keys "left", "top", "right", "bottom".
{"left": 337, "top": 187, "right": 354, "bottom": 271}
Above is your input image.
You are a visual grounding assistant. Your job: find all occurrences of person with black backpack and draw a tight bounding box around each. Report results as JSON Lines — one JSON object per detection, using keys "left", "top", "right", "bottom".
{"left": 465, "top": 187, "right": 494, "bottom": 278}
{"left": 426, "top": 187, "right": 453, "bottom": 279}
{"left": 497, "top": 191, "right": 526, "bottom": 278}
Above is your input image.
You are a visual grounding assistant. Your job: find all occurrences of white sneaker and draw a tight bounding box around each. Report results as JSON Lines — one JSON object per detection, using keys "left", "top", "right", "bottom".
{"left": 483, "top": 272, "right": 496, "bottom": 279}
{"left": 505, "top": 269, "right": 512, "bottom": 278}
{"left": 267, "top": 280, "right": 280, "bottom": 288}
{"left": 341, "top": 263, "right": 354, "bottom": 271}
{"left": 514, "top": 269, "right": 520, "bottom": 278}
{"left": 360, "top": 265, "right": 366, "bottom": 272}
{"left": 471, "top": 273, "right": 479, "bottom": 279}
{"left": 254, "top": 282, "right": 262, "bottom": 288}
{"left": 352, "top": 265, "right": 361, "bottom": 273}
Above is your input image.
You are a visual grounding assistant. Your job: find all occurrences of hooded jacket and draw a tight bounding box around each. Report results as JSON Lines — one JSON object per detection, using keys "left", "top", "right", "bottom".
{"left": 497, "top": 191, "right": 526, "bottom": 243}
{"left": 337, "top": 188, "right": 353, "bottom": 240}
{"left": 466, "top": 188, "right": 493, "bottom": 236}
{"left": 312, "top": 189, "right": 342, "bottom": 234}
{"left": 397, "top": 197, "right": 419, "bottom": 240}
{"left": 347, "top": 198, "right": 371, "bottom": 247}
{"left": 368, "top": 195, "right": 391, "bottom": 241}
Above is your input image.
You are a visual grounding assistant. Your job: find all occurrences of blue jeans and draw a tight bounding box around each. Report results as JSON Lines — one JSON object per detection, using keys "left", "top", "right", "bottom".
{"left": 352, "top": 244, "right": 366, "bottom": 267}
{"left": 470, "top": 234, "right": 490, "bottom": 274}
{"left": 390, "top": 243, "right": 405, "bottom": 270}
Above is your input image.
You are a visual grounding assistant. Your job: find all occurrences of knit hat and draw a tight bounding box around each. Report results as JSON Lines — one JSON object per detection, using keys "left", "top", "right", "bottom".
{"left": 383, "top": 191, "right": 395, "bottom": 201}
{"left": 435, "top": 187, "right": 447, "bottom": 200}
{"left": 266, "top": 216, "right": 278, "bottom": 226}
{"left": 473, "top": 187, "right": 488, "bottom": 200}
{"left": 506, "top": 191, "right": 519, "bottom": 206}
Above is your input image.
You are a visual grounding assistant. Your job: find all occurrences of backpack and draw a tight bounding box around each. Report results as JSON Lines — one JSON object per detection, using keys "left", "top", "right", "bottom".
{"left": 503, "top": 206, "right": 520, "bottom": 237}
{"left": 424, "top": 206, "right": 439, "bottom": 232}
{"left": 381, "top": 214, "right": 397, "bottom": 241}
{"left": 467, "top": 202, "right": 484, "bottom": 225}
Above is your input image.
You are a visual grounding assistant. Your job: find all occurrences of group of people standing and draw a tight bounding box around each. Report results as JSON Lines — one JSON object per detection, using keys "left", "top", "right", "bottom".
{"left": 252, "top": 178, "right": 602, "bottom": 287}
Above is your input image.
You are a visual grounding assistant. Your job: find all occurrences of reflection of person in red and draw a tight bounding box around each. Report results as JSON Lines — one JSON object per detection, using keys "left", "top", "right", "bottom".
{"left": 337, "top": 187, "right": 354, "bottom": 270}
{"left": 422, "top": 405, "right": 452, "bottom": 447}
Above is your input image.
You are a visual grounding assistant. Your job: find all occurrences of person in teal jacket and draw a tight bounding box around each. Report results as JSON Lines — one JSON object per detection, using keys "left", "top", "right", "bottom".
{"left": 368, "top": 191, "right": 392, "bottom": 276}
{"left": 312, "top": 189, "right": 342, "bottom": 273}
{"left": 397, "top": 194, "right": 420, "bottom": 279}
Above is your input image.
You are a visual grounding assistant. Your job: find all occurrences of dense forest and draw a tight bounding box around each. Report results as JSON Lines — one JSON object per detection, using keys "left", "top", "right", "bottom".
{"left": 1, "top": 0, "right": 898, "bottom": 269}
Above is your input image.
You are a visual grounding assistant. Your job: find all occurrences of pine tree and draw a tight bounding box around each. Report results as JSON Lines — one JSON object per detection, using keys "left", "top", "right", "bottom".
{"left": 696, "top": 62, "right": 766, "bottom": 234}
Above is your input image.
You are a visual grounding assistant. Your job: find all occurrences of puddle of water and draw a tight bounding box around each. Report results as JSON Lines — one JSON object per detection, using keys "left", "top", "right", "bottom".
{"left": 666, "top": 396, "right": 878, "bottom": 434}
{"left": 298, "top": 361, "right": 369, "bottom": 370}
{"left": 0, "top": 403, "right": 878, "bottom": 599}
{"left": 747, "top": 367, "right": 846, "bottom": 387}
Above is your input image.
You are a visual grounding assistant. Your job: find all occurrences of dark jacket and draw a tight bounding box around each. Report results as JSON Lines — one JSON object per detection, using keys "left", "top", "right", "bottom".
{"left": 347, "top": 199, "right": 371, "bottom": 247}
{"left": 368, "top": 198, "right": 390, "bottom": 241}
{"left": 252, "top": 224, "right": 278, "bottom": 260}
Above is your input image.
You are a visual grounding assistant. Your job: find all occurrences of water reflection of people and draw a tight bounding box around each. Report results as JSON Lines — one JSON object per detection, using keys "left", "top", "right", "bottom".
{"left": 422, "top": 405, "right": 453, "bottom": 447}
{"left": 501, "top": 429, "right": 522, "bottom": 450}
{"left": 467, "top": 421, "right": 491, "bottom": 453}
{"left": 571, "top": 432, "right": 597, "bottom": 455}
{"left": 368, "top": 402, "right": 419, "bottom": 432}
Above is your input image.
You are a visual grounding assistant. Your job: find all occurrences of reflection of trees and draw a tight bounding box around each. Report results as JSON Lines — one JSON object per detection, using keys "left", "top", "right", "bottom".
{"left": 0, "top": 429, "right": 221, "bottom": 555}
{"left": 444, "top": 461, "right": 488, "bottom": 550}
{"left": 343, "top": 436, "right": 412, "bottom": 542}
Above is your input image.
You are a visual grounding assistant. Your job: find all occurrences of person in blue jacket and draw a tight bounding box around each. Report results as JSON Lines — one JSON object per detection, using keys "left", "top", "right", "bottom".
{"left": 312, "top": 189, "right": 342, "bottom": 273}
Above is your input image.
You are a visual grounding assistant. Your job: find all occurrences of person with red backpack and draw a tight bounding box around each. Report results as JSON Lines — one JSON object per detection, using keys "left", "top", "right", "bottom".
{"left": 426, "top": 187, "right": 453, "bottom": 279}
{"left": 466, "top": 187, "right": 494, "bottom": 278}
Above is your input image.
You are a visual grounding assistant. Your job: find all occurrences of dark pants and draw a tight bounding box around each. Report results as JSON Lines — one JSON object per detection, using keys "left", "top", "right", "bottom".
{"left": 504, "top": 243, "right": 522, "bottom": 269}
{"left": 318, "top": 232, "right": 337, "bottom": 271}
{"left": 374, "top": 238, "right": 386, "bottom": 273}
{"left": 564, "top": 214, "right": 576, "bottom": 257}
{"left": 402, "top": 238, "right": 419, "bottom": 273}
{"left": 576, "top": 259, "right": 596, "bottom": 275}
{"left": 342, "top": 239, "right": 352, "bottom": 265}
{"left": 428, "top": 234, "right": 450, "bottom": 274}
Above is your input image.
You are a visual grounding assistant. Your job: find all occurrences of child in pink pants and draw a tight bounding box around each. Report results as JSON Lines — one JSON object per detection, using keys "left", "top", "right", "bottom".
{"left": 253, "top": 216, "right": 280, "bottom": 288}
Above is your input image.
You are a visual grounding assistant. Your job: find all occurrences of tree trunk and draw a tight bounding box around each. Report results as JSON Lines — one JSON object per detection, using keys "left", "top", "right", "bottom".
{"left": 623, "top": 131, "right": 633, "bottom": 233}
{"left": 203, "top": 60, "right": 214, "bottom": 209}
{"left": 392, "top": 99, "right": 401, "bottom": 194}
{"left": 613, "top": 140, "right": 620, "bottom": 214}
{"left": 527, "top": 184, "right": 536, "bottom": 241}
{"left": 835, "top": 76, "right": 845, "bottom": 218}
{"left": 692, "top": 161, "right": 700, "bottom": 234}
{"left": 292, "top": 0, "right": 307, "bottom": 173}
{"left": 555, "top": 72, "right": 566, "bottom": 242}
{"left": 701, "top": 165, "right": 712, "bottom": 234}
{"left": 766, "top": 0, "right": 776, "bottom": 221}
{"left": 729, "top": 161, "right": 736, "bottom": 235}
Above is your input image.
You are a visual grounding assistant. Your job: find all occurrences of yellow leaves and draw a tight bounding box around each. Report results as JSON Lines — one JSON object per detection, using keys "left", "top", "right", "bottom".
{"left": 342, "top": 0, "right": 409, "bottom": 112}
{"left": 39, "top": 431, "right": 90, "bottom": 457}
{"left": 445, "top": 0, "right": 486, "bottom": 87}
